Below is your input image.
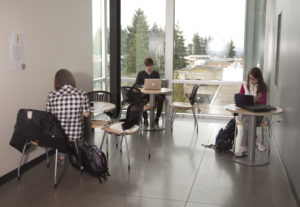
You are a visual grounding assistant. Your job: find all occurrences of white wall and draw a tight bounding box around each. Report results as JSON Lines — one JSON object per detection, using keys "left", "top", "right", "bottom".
{"left": 0, "top": 0, "right": 93, "bottom": 177}
{"left": 264, "top": 0, "right": 300, "bottom": 201}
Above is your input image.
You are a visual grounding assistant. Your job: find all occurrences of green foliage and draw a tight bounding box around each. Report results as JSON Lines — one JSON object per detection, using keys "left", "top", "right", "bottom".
{"left": 187, "top": 44, "right": 193, "bottom": 55}
{"left": 121, "top": 28, "right": 128, "bottom": 71}
{"left": 174, "top": 23, "right": 187, "bottom": 70}
{"left": 193, "top": 33, "right": 201, "bottom": 55}
{"left": 126, "top": 8, "right": 149, "bottom": 73}
{"left": 228, "top": 39, "right": 236, "bottom": 58}
{"left": 149, "top": 23, "right": 165, "bottom": 77}
{"left": 173, "top": 70, "right": 186, "bottom": 102}
{"left": 191, "top": 33, "right": 211, "bottom": 55}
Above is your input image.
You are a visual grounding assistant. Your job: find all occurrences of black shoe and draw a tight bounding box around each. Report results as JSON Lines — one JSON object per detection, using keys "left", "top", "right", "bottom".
{"left": 155, "top": 117, "right": 159, "bottom": 125}
{"left": 144, "top": 119, "right": 149, "bottom": 127}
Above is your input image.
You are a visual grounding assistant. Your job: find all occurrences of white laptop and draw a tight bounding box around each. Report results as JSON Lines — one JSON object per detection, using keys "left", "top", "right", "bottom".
{"left": 144, "top": 79, "right": 162, "bottom": 90}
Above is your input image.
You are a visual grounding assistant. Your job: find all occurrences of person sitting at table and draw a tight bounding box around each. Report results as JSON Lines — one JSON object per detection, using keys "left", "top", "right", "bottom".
{"left": 134, "top": 57, "right": 165, "bottom": 126}
{"left": 46, "top": 69, "right": 90, "bottom": 164}
{"left": 235, "top": 67, "right": 268, "bottom": 157}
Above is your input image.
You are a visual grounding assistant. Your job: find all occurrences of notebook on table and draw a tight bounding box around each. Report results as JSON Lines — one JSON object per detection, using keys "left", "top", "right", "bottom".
{"left": 144, "top": 79, "right": 161, "bottom": 90}
{"left": 234, "top": 93, "right": 276, "bottom": 112}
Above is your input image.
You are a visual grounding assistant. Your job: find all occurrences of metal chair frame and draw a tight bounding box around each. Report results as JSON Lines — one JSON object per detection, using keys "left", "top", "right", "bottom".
{"left": 170, "top": 84, "right": 200, "bottom": 133}
{"left": 17, "top": 139, "right": 82, "bottom": 189}
{"left": 100, "top": 101, "right": 150, "bottom": 170}
{"left": 233, "top": 115, "right": 271, "bottom": 158}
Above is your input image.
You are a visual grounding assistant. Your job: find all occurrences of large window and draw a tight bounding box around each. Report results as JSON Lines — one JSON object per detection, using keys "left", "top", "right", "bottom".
{"left": 173, "top": 0, "right": 246, "bottom": 115}
{"left": 121, "top": 0, "right": 166, "bottom": 86}
{"left": 92, "top": 0, "right": 109, "bottom": 91}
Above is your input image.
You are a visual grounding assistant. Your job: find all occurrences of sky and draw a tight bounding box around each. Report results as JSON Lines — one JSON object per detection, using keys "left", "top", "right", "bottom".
{"left": 93, "top": 0, "right": 246, "bottom": 49}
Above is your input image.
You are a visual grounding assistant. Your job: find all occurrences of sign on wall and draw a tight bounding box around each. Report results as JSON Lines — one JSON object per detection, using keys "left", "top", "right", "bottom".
{"left": 10, "top": 32, "right": 26, "bottom": 71}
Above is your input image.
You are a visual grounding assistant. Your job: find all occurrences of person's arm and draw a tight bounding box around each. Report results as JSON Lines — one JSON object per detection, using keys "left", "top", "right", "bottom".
{"left": 82, "top": 112, "right": 90, "bottom": 117}
{"left": 46, "top": 94, "right": 52, "bottom": 112}
{"left": 82, "top": 92, "right": 90, "bottom": 117}
{"left": 135, "top": 71, "right": 143, "bottom": 86}
{"left": 256, "top": 91, "right": 267, "bottom": 105}
{"left": 239, "top": 84, "right": 245, "bottom": 95}
{"left": 153, "top": 70, "right": 160, "bottom": 79}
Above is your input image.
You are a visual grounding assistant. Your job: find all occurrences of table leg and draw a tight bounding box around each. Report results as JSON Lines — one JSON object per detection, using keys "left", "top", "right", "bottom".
{"left": 233, "top": 115, "right": 270, "bottom": 166}
{"left": 248, "top": 115, "right": 257, "bottom": 161}
{"left": 149, "top": 94, "right": 155, "bottom": 129}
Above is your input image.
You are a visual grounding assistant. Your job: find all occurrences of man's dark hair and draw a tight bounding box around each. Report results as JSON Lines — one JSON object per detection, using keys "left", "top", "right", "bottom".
{"left": 144, "top": 57, "right": 154, "bottom": 66}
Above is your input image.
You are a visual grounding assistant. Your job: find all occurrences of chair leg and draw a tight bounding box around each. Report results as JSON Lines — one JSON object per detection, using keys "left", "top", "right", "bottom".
{"left": 123, "top": 133, "right": 130, "bottom": 170}
{"left": 192, "top": 107, "right": 198, "bottom": 133}
{"left": 261, "top": 126, "right": 265, "bottom": 145}
{"left": 170, "top": 109, "right": 177, "bottom": 132}
{"left": 115, "top": 135, "right": 119, "bottom": 148}
{"left": 106, "top": 134, "right": 109, "bottom": 161}
{"left": 100, "top": 131, "right": 107, "bottom": 150}
{"left": 267, "top": 124, "right": 271, "bottom": 157}
{"left": 17, "top": 139, "right": 29, "bottom": 181}
{"left": 45, "top": 147, "right": 49, "bottom": 167}
{"left": 54, "top": 149, "right": 58, "bottom": 189}
{"left": 142, "top": 129, "right": 151, "bottom": 159}
{"left": 233, "top": 117, "right": 238, "bottom": 156}
{"left": 120, "top": 135, "right": 124, "bottom": 154}
{"left": 74, "top": 141, "right": 84, "bottom": 173}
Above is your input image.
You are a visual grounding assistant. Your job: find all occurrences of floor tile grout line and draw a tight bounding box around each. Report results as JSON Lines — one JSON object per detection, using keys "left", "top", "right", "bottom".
{"left": 184, "top": 124, "right": 217, "bottom": 207}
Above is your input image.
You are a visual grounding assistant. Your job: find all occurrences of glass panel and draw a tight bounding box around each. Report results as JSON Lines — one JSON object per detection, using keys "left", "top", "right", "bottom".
{"left": 121, "top": 0, "right": 166, "bottom": 86}
{"left": 92, "top": 0, "right": 109, "bottom": 91}
{"left": 92, "top": 0, "right": 103, "bottom": 90}
{"left": 173, "top": 83, "right": 240, "bottom": 116}
{"left": 174, "top": 0, "right": 245, "bottom": 81}
{"left": 174, "top": 0, "right": 246, "bottom": 115}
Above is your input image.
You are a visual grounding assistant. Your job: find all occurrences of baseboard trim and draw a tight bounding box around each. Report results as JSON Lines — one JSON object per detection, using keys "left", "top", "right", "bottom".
{"left": 273, "top": 137, "right": 300, "bottom": 206}
{"left": 0, "top": 149, "right": 55, "bottom": 186}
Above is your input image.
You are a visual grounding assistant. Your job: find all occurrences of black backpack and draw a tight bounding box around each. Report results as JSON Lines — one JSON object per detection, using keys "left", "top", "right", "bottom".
{"left": 215, "top": 118, "right": 237, "bottom": 153}
{"left": 79, "top": 142, "right": 110, "bottom": 183}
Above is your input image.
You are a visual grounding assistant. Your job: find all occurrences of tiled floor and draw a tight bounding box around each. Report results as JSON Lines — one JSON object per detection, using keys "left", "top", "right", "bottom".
{"left": 0, "top": 118, "right": 298, "bottom": 207}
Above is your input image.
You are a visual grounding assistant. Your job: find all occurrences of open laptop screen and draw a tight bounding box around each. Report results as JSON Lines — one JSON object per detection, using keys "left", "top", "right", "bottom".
{"left": 235, "top": 93, "right": 254, "bottom": 107}
{"left": 144, "top": 79, "right": 161, "bottom": 90}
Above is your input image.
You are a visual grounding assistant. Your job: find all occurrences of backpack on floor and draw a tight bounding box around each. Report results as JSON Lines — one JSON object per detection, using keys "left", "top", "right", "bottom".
{"left": 79, "top": 142, "right": 110, "bottom": 183}
{"left": 215, "top": 118, "right": 237, "bottom": 153}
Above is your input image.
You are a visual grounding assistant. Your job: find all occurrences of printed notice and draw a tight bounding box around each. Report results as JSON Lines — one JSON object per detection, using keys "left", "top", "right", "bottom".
{"left": 10, "top": 32, "right": 26, "bottom": 71}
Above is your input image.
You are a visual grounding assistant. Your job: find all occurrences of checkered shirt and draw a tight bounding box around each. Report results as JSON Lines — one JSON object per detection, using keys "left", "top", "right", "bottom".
{"left": 46, "top": 85, "right": 90, "bottom": 141}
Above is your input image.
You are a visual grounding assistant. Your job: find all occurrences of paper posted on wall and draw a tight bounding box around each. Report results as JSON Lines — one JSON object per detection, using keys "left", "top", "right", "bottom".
{"left": 10, "top": 32, "right": 26, "bottom": 71}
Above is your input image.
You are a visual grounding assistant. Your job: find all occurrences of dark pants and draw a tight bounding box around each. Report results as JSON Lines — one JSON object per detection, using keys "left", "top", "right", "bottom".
{"left": 142, "top": 94, "right": 165, "bottom": 120}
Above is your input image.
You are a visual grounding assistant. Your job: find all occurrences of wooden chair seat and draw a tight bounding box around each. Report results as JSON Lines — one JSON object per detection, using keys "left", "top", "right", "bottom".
{"left": 169, "top": 84, "right": 200, "bottom": 133}
{"left": 102, "top": 122, "right": 140, "bottom": 135}
{"left": 90, "top": 120, "right": 109, "bottom": 128}
{"left": 122, "top": 103, "right": 152, "bottom": 112}
{"left": 236, "top": 119, "right": 268, "bottom": 127}
{"left": 169, "top": 102, "right": 192, "bottom": 110}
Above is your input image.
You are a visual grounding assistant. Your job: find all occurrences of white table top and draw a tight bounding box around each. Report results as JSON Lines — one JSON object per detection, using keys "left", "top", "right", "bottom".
{"left": 90, "top": 101, "right": 116, "bottom": 113}
{"left": 225, "top": 104, "right": 283, "bottom": 116}
{"left": 140, "top": 87, "right": 172, "bottom": 95}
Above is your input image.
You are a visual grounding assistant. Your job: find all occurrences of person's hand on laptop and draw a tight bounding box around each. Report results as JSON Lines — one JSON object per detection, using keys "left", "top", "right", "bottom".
{"left": 254, "top": 93, "right": 262, "bottom": 103}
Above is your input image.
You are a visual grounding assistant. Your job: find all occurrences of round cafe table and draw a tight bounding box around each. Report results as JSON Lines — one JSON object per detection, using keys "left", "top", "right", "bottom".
{"left": 225, "top": 104, "right": 283, "bottom": 166}
{"left": 89, "top": 101, "right": 116, "bottom": 127}
{"left": 140, "top": 88, "right": 172, "bottom": 130}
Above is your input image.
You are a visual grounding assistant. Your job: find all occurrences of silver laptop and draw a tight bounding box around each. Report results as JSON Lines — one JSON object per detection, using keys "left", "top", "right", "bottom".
{"left": 144, "top": 79, "right": 162, "bottom": 90}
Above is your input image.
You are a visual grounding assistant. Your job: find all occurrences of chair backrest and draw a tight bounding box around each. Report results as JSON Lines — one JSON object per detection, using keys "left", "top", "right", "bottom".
{"left": 10, "top": 109, "right": 70, "bottom": 153}
{"left": 189, "top": 84, "right": 200, "bottom": 105}
{"left": 87, "top": 91, "right": 112, "bottom": 103}
{"left": 122, "top": 101, "right": 145, "bottom": 130}
{"left": 121, "top": 87, "right": 143, "bottom": 105}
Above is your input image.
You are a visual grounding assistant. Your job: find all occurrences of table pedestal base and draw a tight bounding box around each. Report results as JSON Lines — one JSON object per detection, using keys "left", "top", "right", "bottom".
{"left": 233, "top": 151, "right": 269, "bottom": 166}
